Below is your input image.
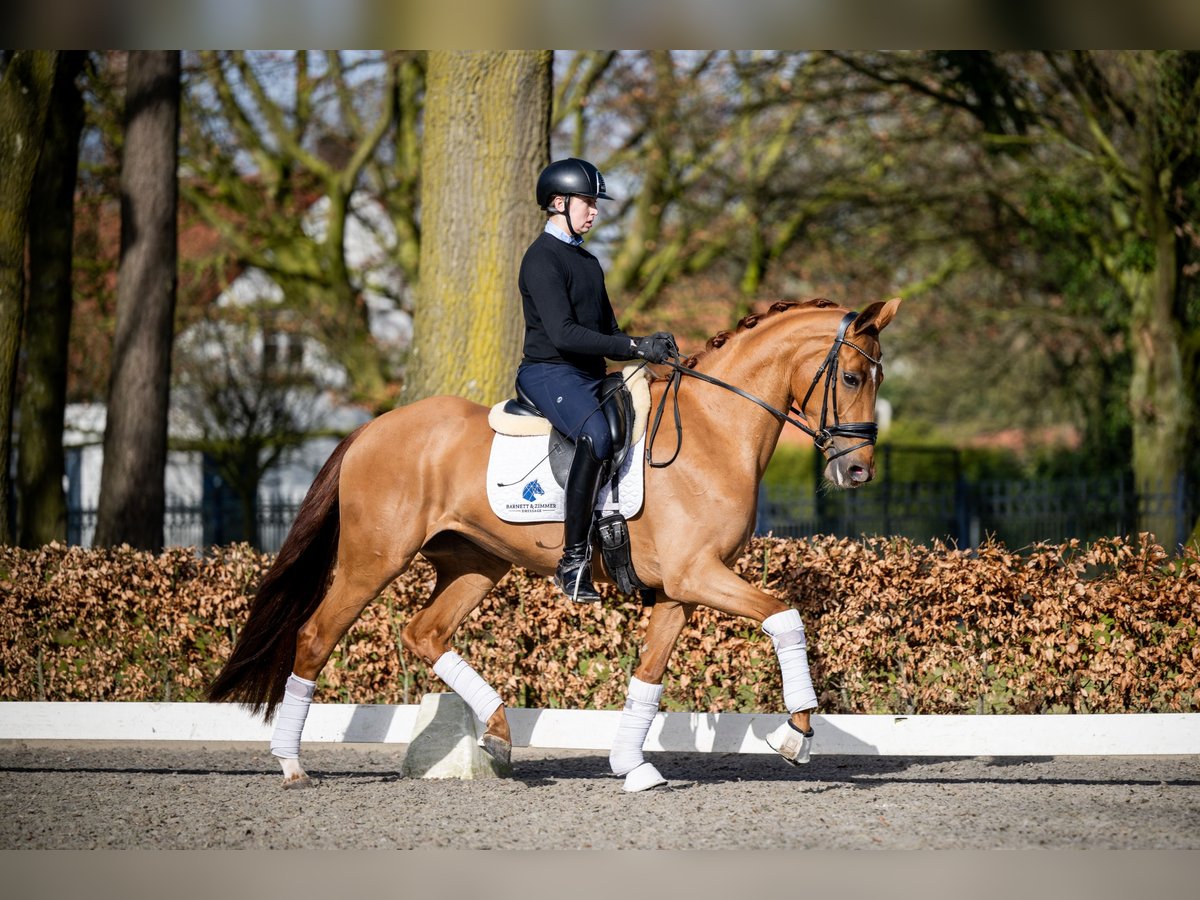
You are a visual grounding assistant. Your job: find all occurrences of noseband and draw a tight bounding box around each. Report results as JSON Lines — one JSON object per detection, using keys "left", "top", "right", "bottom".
{"left": 647, "top": 311, "right": 881, "bottom": 467}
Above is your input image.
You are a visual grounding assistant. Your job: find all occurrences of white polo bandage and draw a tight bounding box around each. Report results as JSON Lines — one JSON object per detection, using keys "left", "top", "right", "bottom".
{"left": 609, "top": 676, "right": 664, "bottom": 776}
{"left": 763, "top": 608, "right": 818, "bottom": 713}
{"left": 432, "top": 651, "right": 504, "bottom": 724}
{"left": 269, "top": 673, "right": 316, "bottom": 759}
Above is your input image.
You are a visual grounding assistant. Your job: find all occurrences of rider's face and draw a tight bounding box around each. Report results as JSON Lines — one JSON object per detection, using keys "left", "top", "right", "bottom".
{"left": 556, "top": 194, "right": 598, "bottom": 232}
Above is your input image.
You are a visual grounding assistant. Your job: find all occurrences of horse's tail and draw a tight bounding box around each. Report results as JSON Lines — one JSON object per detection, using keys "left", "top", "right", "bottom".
{"left": 207, "top": 424, "right": 367, "bottom": 718}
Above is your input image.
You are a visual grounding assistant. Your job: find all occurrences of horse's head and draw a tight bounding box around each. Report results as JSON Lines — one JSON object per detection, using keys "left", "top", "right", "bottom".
{"left": 792, "top": 298, "right": 901, "bottom": 489}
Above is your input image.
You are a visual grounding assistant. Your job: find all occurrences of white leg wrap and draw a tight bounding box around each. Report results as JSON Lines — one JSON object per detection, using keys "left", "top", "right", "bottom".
{"left": 763, "top": 609, "right": 818, "bottom": 713}
{"left": 432, "top": 651, "right": 503, "bottom": 724}
{"left": 609, "top": 676, "right": 664, "bottom": 776}
{"left": 270, "top": 673, "right": 316, "bottom": 759}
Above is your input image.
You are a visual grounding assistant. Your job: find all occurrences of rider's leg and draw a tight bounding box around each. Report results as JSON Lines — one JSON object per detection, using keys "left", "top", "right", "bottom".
{"left": 555, "top": 432, "right": 610, "bottom": 601}
{"left": 515, "top": 364, "right": 614, "bottom": 602}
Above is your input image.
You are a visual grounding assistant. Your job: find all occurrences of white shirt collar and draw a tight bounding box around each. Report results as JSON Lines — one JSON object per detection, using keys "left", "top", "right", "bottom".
{"left": 544, "top": 220, "right": 584, "bottom": 246}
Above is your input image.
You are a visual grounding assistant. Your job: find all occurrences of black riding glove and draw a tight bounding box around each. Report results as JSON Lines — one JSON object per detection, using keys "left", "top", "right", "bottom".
{"left": 649, "top": 331, "right": 678, "bottom": 357}
{"left": 632, "top": 332, "right": 677, "bottom": 364}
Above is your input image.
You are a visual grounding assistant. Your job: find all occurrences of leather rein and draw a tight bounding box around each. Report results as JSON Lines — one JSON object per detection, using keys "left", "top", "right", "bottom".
{"left": 645, "top": 311, "right": 881, "bottom": 468}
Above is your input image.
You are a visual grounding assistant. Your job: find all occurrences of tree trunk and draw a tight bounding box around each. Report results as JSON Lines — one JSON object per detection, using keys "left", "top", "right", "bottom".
{"left": 18, "top": 52, "right": 85, "bottom": 547}
{"left": 1121, "top": 53, "right": 1196, "bottom": 547}
{"left": 0, "top": 51, "right": 58, "bottom": 545}
{"left": 94, "top": 51, "right": 180, "bottom": 550}
{"left": 1124, "top": 197, "right": 1191, "bottom": 547}
{"left": 405, "top": 51, "right": 551, "bottom": 406}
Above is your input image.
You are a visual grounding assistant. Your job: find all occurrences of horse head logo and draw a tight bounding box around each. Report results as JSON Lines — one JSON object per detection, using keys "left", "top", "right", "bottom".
{"left": 522, "top": 479, "right": 545, "bottom": 503}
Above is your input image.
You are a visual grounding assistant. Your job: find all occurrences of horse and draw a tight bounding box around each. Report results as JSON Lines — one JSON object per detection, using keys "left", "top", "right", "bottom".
{"left": 208, "top": 296, "right": 902, "bottom": 791}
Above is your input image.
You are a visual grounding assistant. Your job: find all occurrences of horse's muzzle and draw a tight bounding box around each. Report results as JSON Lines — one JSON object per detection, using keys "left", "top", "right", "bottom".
{"left": 826, "top": 454, "right": 874, "bottom": 488}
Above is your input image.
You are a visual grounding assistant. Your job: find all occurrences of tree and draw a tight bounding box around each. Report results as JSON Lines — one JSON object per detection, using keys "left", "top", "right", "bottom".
{"left": 830, "top": 51, "right": 1200, "bottom": 542}
{"left": 94, "top": 51, "right": 181, "bottom": 550}
{"left": 555, "top": 52, "right": 881, "bottom": 327}
{"left": 181, "top": 51, "right": 414, "bottom": 412}
{"left": 18, "top": 52, "right": 86, "bottom": 547}
{"left": 404, "top": 51, "right": 551, "bottom": 405}
{"left": 0, "top": 51, "right": 58, "bottom": 546}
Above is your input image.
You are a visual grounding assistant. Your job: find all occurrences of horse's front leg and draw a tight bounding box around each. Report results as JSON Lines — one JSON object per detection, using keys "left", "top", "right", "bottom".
{"left": 609, "top": 598, "right": 693, "bottom": 792}
{"left": 664, "top": 560, "right": 817, "bottom": 767}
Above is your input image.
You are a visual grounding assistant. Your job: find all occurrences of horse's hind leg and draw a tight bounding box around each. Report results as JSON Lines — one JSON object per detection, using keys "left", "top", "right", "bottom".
{"left": 272, "top": 548, "right": 413, "bottom": 788}
{"left": 401, "top": 535, "right": 514, "bottom": 766}
{"left": 609, "top": 598, "right": 694, "bottom": 792}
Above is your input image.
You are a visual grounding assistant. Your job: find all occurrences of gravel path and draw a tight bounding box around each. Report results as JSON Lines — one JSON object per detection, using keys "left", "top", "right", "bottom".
{"left": 2, "top": 741, "right": 1198, "bottom": 849}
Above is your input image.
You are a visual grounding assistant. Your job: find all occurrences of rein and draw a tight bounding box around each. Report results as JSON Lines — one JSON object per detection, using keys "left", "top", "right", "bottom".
{"left": 646, "top": 311, "right": 881, "bottom": 468}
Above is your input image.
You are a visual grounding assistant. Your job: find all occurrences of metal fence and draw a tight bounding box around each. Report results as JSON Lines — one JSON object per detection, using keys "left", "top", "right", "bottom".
{"left": 68, "top": 498, "right": 303, "bottom": 555}
{"left": 757, "top": 474, "right": 1199, "bottom": 551}
{"left": 65, "top": 475, "right": 1196, "bottom": 554}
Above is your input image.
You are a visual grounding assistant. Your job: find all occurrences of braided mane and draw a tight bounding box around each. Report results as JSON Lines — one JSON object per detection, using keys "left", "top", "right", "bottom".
{"left": 665, "top": 297, "right": 838, "bottom": 374}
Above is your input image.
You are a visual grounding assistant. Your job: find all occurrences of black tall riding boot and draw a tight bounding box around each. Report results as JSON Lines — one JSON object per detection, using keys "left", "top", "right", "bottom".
{"left": 555, "top": 434, "right": 608, "bottom": 602}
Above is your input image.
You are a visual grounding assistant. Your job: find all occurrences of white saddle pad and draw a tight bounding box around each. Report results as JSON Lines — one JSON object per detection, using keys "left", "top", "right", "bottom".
{"left": 486, "top": 434, "right": 645, "bottom": 523}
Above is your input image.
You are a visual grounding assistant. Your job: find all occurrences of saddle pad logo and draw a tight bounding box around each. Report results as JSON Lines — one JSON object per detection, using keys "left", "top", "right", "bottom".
{"left": 522, "top": 479, "right": 545, "bottom": 502}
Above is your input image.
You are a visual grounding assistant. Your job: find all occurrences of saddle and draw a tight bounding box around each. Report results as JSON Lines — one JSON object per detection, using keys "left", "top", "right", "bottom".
{"left": 488, "top": 365, "right": 653, "bottom": 600}
{"left": 488, "top": 365, "right": 649, "bottom": 489}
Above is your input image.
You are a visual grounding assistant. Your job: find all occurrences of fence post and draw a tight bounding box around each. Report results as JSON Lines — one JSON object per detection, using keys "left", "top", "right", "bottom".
{"left": 881, "top": 444, "right": 892, "bottom": 538}
{"left": 953, "top": 450, "right": 971, "bottom": 549}
{"left": 813, "top": 446, "right": 828, "bottom": 534}
{"left": 1174, "top": 472, "right": 1188, "bottom": 552}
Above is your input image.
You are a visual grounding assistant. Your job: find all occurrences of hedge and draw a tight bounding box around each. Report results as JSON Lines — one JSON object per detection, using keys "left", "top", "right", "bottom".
{"left": 1, "top": 535, "right": 1197, "bottom": 714}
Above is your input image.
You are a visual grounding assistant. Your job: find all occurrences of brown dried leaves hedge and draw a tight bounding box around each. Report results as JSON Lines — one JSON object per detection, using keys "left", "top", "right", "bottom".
{"left": 2, "top": 535, "right": 1197, "bottom": 713}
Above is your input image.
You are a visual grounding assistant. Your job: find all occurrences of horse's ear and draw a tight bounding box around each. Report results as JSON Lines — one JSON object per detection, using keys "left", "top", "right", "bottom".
{"left": 853, "top": 297, "right": 902, "bottom": 336}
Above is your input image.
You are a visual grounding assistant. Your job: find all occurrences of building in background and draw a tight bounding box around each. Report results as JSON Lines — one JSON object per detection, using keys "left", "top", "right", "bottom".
{"left": 64, "top": 192, "right": 408, "bottom": 550}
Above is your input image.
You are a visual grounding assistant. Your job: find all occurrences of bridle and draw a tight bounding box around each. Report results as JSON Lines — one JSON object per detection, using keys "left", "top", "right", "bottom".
{"left": 646, "top": 311, "right": 882, "bottom": 468}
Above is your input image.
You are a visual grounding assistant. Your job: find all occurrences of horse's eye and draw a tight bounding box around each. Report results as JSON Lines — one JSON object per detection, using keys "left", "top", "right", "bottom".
{"left": 842, "top": 371, "right": 860, "bottom": 388}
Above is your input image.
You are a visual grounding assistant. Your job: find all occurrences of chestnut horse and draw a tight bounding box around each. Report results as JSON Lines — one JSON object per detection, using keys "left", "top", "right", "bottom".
{"left": 209, "top": 297, "right": 901, "bottom": 790}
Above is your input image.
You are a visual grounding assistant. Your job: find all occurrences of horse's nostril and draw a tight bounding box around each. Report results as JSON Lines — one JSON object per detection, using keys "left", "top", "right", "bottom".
{"left": 850, "top": 465, "right": 871, "bottom": 483}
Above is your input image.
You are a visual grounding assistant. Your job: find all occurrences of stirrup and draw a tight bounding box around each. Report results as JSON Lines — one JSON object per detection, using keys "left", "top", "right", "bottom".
{"left": 554, "top": 553, "right": 601, "bottom": 603}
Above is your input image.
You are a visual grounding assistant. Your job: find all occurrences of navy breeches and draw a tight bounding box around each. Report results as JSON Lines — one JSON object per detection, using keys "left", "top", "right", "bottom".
{"left": 516, "top": 362, "right": 615, "bottom": 460}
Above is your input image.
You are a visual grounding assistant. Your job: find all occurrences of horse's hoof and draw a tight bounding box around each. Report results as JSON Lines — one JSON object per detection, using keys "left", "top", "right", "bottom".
{"left": 282, "top": 774, "right": 316, "bottom": 790}
{"left": 622, "top": 762, "right": 667, "bottom": 792}
{"left": 766, "top": 720, "right": 813, "bottom": 766}
{"left": 479, "top": 733, "right": 512, "bottom": 768}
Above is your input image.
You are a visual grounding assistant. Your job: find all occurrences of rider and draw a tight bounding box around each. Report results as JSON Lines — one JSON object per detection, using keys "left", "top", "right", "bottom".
{"left": 516, "top": 157, "right": 676, "bottom": 602}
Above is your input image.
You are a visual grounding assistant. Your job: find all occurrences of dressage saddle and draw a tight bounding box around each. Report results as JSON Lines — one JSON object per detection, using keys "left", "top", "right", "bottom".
{"left": 502, "top": 373, "right": 637, "bottom": 490}
{"left": 500, "top": 375, "right": 651, "bottom": 601}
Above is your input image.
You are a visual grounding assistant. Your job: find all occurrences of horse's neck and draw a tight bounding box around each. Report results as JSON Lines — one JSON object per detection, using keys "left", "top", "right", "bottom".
{"left": 674, "top": 321, "right": 802, "bottom": 483}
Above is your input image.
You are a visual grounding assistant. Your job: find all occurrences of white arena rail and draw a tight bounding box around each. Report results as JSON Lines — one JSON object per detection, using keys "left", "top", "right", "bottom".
{"left": 2, "top": 700, "right": 1198, "bottom": 756}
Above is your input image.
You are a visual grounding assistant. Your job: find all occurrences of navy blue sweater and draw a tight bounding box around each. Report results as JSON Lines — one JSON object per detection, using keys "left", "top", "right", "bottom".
{"left": 518, "top": 232, "right": 633, "bottom": 377}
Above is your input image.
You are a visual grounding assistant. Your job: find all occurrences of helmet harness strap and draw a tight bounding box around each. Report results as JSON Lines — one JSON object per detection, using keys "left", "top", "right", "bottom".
{"left": 560, "top": 195, "right": 581, "bottom": 238}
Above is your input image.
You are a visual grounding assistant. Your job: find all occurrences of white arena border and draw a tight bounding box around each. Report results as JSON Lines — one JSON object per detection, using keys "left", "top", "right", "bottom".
{"left": 2, "top": 701, "right": 1198, "bottom": 756}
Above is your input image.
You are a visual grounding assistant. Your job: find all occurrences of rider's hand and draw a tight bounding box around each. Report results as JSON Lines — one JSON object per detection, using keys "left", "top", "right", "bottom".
{"left": 632, "top": 333, "right": 677, "bottom": 364}
{"left": 649, "top": 331, "right": 678, "bottom": 357}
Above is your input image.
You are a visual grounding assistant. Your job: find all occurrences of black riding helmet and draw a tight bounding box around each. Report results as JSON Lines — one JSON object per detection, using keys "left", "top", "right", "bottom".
{"left": 536, "top": 158, "right": 612, "bottom": 209}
